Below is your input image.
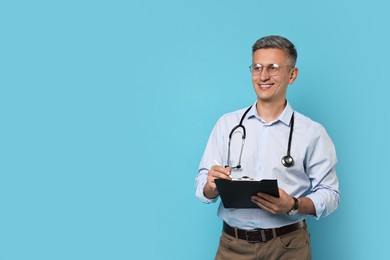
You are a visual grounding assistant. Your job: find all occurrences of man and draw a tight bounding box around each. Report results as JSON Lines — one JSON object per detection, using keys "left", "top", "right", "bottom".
{"left": 195, "top": 35, "right": 340, "bottom": 259}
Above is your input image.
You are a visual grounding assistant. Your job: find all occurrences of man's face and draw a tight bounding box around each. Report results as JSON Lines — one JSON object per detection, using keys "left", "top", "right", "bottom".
{"left": 251, "top": 48, "right": 298, "bottom": 104}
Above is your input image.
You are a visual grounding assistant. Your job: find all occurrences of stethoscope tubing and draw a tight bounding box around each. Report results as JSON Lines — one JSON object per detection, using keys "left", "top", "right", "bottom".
{"left": 226, "top": 106, "right": 295, "bottom": 169}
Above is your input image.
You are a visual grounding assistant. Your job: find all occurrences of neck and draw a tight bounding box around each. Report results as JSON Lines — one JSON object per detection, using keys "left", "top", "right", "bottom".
{"left": 256, "top": 99, "right": 287, "bottom": 122}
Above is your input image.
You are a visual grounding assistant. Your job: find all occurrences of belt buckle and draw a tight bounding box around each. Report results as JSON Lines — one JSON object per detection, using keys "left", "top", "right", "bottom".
{"left": 245, "top": 229, "right": 265, "bottom": 243}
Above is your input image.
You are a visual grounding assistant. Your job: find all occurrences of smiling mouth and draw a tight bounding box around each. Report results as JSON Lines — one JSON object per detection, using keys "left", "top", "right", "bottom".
{"left": 259, "top": 83, "right": 273, "bottom": 89}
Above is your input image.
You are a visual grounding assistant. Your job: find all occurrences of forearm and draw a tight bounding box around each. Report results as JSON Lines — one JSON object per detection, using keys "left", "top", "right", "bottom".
{"left": 297, "top": 197, "right": 316, "bottom": 216}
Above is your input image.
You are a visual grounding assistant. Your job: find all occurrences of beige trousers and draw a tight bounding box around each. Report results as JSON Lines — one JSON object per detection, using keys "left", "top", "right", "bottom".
{"left": 215, "top": 224, "right": 311, "bottom": 260}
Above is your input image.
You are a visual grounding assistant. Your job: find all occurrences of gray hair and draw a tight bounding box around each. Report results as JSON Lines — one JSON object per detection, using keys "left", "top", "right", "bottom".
{"left": 252, "top": 35, "right": 297, "bottom": 67}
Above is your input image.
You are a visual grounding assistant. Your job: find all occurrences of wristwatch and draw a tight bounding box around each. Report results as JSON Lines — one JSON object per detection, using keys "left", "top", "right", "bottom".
{"left": 287, "top": 197, "right": 299, "bottom": 216}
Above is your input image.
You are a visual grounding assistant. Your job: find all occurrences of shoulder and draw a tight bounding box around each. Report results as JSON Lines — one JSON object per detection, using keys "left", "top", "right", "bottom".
{"left": 220, "top": 106, "right": 250, "bottom": 120}
{"left": 211, "top": 106, "right": 252, "bottom": 132}
{"left": 215, "top": 106, "right": 251, "bottom": 126}
{"left": 293, "top": 111, "right": 332, "bottom": 141}
{"left": 294, "top": 111, "right": 323, "bottom": 130}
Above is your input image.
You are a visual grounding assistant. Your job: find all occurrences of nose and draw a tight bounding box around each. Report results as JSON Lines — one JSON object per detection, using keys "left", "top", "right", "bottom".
{"left": 258, "top": 68, "right": 271, "bottom": 81}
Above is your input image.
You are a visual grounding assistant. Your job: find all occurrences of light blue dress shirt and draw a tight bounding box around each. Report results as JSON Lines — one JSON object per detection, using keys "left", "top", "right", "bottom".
{"left": 195, "top": 102, "right": 340, "bottom": 229}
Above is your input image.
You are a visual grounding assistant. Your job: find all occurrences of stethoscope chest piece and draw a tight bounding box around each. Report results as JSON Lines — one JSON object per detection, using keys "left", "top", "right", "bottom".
{"left": 281, "top": 155, "right": 294, "bottom": 168}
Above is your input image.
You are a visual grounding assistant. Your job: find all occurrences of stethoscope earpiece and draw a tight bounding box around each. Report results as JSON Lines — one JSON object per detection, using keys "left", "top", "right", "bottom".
{"left": 281, "top": 155, "right": 294, "bottom": 168}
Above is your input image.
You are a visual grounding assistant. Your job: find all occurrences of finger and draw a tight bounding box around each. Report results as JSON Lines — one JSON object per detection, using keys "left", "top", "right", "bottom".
{"left": 211, "top": 165, "right": 231, "bottom": 176}
{"left": 251, "top": 196, "right": 278, "bottom": 214}
{"left": 256, "top": 192, "right": 275, "bottom": 202}
{"left": 205, "top": 178, "right": 217, "bottom": 190}
{"left": 215, "top": 172, "right": 232, "bottom": 180}
{"left": 210, "top": 169, "right": 232, "bottom": 180}
{"left": 251, "top": 196, "right": 268, "bottom": 210}
{"left": 252, "top": 195, "right": 271, "bottom": 207}
{"left": 209, "top": 182, "right": 217, "bottom": 190}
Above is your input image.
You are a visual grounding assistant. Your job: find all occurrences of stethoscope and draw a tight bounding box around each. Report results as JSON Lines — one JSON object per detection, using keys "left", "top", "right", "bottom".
{"left": 225, "top": 106, "right": 295, "bottom": 169}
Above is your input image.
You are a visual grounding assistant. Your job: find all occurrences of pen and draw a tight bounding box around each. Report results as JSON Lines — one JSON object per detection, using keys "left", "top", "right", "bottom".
{"left": 214, "top": 160, "right": 232, "bottom": 179}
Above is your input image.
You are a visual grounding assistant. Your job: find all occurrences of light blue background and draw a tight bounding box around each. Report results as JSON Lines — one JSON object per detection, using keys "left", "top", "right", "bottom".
{"left": 1, "top": 0, "right": 389, "bottom": 259}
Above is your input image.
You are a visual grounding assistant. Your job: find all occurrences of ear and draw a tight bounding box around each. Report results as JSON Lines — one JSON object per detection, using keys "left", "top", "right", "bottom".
{"left": 288, "top": 68, "right": 298, "bottom": 84}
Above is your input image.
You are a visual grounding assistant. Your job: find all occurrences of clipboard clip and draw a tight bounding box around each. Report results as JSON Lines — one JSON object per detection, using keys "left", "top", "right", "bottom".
{"left": 232, "top": 176, "right": 255, "bottom": 181}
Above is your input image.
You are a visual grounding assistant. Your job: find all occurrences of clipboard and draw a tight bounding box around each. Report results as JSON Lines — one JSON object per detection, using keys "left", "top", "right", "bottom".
{"left": 214, "top": 179, "right": 279, "bottom": 208}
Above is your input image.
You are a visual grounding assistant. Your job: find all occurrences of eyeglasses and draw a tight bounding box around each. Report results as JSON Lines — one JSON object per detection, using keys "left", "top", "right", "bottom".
{"left": 249, "top": 63, "right": 292, "bottom": 76}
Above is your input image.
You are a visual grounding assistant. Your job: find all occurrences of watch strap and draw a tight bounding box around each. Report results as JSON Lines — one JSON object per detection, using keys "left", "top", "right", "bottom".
{"left": 287, "top": 197, "right": 299, "bottom": 215}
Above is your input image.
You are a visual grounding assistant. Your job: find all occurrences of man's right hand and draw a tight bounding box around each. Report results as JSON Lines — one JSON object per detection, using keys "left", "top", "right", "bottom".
{"left": 203, "top": 165, "right": 232, "bottom": 199}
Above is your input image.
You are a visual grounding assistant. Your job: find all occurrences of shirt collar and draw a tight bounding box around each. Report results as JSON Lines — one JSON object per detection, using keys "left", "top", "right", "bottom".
{"left": 247, "top": 101, "right": 294, "bottom": 126}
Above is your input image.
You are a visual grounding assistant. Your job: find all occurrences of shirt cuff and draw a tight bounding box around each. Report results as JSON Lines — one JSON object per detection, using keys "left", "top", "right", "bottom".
{"left": 305, "top": 193, "right": 326, "bottom": 220}
{"left": 195, "top": 179, "right": 219, "bottom": 204}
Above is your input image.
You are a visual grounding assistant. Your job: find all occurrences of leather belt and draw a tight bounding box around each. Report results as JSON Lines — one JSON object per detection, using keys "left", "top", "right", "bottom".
{"left": 223, "top": 220, "right": 305, "bottom": 243}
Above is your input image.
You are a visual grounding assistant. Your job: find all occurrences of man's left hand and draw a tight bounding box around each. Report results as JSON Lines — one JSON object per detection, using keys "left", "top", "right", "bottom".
{"left": 251, "top": 188, "right": 294, "bottom": 215}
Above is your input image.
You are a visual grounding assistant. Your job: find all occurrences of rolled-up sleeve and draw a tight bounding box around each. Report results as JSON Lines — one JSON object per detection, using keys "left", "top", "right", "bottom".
{"left": 195, "top": 168, "right": 219, "bottom": 203}
{"left": 305, "top": 126, "right": 340, "bottom": 219}
{"left": 195, "top": 118, "right": 226, "bottom": 204}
